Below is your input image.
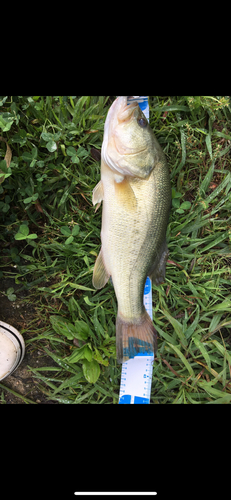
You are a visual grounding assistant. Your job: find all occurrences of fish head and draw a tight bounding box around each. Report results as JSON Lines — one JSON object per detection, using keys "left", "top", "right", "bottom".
{"left": 102, "top": 96, "right": 157, "bottom": 179}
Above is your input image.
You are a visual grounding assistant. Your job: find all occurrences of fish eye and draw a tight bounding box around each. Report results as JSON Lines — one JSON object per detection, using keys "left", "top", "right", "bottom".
{"left": 138, "top": 117, "right": 147, "bottom": 128}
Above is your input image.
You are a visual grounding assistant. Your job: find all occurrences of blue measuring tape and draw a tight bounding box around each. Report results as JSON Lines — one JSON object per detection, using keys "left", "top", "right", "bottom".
{"left": 118, "top": 97, "right": 154, "bottom": 404}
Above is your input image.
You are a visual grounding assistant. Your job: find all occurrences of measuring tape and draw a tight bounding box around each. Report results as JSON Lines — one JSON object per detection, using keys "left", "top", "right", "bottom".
{"left": 119, "top": 96, "right": 154, "bottom": 404}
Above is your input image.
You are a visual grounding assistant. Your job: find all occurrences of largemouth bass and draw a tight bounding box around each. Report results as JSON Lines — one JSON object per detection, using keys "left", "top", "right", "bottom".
{"left": 92, "top": 96, "right": 171, "bottom": 363}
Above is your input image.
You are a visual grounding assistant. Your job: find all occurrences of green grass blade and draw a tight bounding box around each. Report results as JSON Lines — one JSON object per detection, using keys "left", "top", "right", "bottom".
{"left": 193, "top": 337, "right": 211, "bottom": 370}
{"left": 167, "top": 343, "right": 195, "bottom": 377}
{"left": 162, "top": 308, "right": 187, "bottom": 347}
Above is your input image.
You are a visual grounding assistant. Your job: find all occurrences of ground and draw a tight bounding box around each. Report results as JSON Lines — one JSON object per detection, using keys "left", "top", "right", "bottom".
{"left": 1, "top": 96, "right": 231, "bottom": 404}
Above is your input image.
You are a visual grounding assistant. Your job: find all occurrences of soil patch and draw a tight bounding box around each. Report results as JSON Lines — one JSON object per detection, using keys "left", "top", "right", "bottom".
{"left": 0, "top": 275, "right": 58, "bottom": 404}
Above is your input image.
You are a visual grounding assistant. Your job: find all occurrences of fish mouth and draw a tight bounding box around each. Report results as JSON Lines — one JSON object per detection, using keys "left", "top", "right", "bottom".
{"left": 113, "top": 97, "right": 146, "bottom": 156}
{"left": 117, "top": 96, "right": 139, "bottom": 123}
{"left": 108, "top": 96, "right": 139, "bottom": 120}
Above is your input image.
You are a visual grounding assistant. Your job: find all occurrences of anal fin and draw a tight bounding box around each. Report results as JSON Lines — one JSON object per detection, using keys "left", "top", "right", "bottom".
{"left": 92, "top": 248, "right": 110, "bottom": 289}
{"left": 148, "top": 239, "right": 169, "bottom": 285}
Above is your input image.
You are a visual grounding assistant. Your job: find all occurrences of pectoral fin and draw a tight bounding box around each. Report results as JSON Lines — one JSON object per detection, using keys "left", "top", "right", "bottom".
{"left": 92, "top": 248, "right": 110, "bottom": 289}
{"left": 114, "top": 177, "right": 137, "bottom": 212}
{"left": 92, "top": 180, "right": 104, "bottom": 211}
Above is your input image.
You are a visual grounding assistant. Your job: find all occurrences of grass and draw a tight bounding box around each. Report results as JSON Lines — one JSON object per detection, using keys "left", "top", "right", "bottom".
{"left": 0, "top": 95, "right": 231, "bottom": 403}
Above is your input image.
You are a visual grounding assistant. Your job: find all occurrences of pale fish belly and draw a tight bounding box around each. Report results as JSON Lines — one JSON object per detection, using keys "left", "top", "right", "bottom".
{"left": 101, "top": 160, "right": 170, "bottom": 323}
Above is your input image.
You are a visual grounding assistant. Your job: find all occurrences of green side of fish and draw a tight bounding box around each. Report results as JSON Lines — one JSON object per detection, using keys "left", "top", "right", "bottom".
{"left": 92, "top": 96, "right": 171, "bottom": 363}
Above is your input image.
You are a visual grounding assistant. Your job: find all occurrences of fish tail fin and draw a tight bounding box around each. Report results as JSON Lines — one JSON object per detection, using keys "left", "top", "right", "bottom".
{"left": 116, "top": 311, "right": 158, "bottom": 364}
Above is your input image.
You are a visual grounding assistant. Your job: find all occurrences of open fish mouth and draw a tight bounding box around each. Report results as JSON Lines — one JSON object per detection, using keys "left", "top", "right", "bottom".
{"left": 110, "top": 96, "right": 147, "bottom": 156}
{"left": 117, "top": 96, "right": 139, "bottom": 123}
{"left": 106, "top": 96, "right": 138, "bottom": 124}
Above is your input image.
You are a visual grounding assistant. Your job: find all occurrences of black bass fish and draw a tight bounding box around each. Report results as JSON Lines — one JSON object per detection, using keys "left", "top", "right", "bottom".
{"left": 92, "top": 96, "right": 171, "bottom": 363}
